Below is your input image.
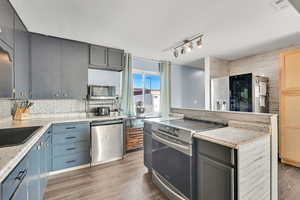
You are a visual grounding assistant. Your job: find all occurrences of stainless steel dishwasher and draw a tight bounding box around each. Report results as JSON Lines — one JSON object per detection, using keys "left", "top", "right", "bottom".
{"left": 91, "top": 119, "right": 124, "bottom": 166}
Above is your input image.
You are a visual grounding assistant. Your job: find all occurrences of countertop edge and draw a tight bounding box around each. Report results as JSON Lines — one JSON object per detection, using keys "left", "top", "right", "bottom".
{"left": 193, "top": 130, "right": 271, "bottom": 149}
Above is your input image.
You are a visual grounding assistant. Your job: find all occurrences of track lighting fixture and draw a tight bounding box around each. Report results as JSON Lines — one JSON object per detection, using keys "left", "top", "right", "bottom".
{"left": 163, "top": 34, "right": 204, "bottom": 58}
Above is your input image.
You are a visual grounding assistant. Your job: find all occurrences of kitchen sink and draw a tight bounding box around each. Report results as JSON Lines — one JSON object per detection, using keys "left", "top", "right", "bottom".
{"left": 0, "top": 126, "right": 42, "bottom": 148}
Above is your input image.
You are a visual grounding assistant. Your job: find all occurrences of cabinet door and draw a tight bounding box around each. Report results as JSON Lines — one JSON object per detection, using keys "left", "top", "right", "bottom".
{"left": 280, "top": 49, "right": 300, "bottom": 166}
{"left": 143, "top": 131, "right": 152, "bottom": 169}
{"left": 197, "top": 154, "right": 235, "bottom": 200}
{"left": 27, "top": 143, "right": 41, "bottom": 200}
{"left": 40, "top": 138, "right": 47, "bottom": 197}
{"left": 107, "top": 48, "right": 124, "bottom": 70}
{"left": 61, "top": 40, "right": 88, "bottom": 99}
{"left": 0, "top": 0, "right": 14, "bottom": 48}
{"left": 47, "top": 135, "right": 52, "bottom": 172}
{"left": 11, "top": 180, "right": 28, "bottom": 200}
{"left": 89, "top": 45, "right": 107, "bottom": 68}
{"left": 14, "top": 14, "right": 30, "bottom": 99}
{"left": 31, "top": 33, "right": 61, "bottom": 99}
{"left": 0, "top": 39, "right": 13, "bottom": 98}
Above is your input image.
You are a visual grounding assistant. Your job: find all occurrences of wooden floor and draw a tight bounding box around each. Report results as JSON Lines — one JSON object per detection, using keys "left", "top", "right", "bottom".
{"left": 44, "top": 151, "right": 167, "bottom": 200}
{"left": 45, "top": 151, "right": 300, "bottom": 200}
{"left": 279, "top": 162, "right": 300, "bottom": 200}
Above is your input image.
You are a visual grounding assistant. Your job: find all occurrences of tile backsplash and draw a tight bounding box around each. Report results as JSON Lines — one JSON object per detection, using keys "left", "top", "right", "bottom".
{"left": 0, "top": 100, "right": 12, "bottom": 120}
{"left": 28, "top": 100, "right": 86, "bottom": 114}
{"left": 0, "top": 99, "right": 86, "bottom": 120}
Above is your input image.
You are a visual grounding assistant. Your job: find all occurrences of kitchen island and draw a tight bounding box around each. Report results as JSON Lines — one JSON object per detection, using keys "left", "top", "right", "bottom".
{"left": 144, "top": 108, "right": 277, "bottom": 200}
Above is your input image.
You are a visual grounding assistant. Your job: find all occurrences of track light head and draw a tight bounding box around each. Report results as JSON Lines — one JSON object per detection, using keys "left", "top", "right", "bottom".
{"left": 186, "top": 42, "right": 193, "bottom": 52}
{"left": 181, "top": 47, "right": 186, "bottom": 55}
{"left": 196, "top": 38, "right": 203, "bottom": 48}
{"left": 173, "top": 49, "right": 179, "bottom": 58}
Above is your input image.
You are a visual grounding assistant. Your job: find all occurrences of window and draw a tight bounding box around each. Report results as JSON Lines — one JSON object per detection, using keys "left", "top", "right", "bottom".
{"left": 133, "top": 71, "right": 160, "bottom": 115}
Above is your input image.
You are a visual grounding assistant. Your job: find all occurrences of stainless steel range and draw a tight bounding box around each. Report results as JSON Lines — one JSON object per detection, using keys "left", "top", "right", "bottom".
{"left": 151, "top": 119, "right": 225, "bottom": 200}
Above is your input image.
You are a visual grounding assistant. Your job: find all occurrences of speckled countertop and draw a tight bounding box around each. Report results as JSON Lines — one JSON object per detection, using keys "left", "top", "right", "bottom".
{"left": 193, "top": 127, "right": 270, "bottom": 149}
{"left": 0, "top": 114, "right": 126, "bottom": 183}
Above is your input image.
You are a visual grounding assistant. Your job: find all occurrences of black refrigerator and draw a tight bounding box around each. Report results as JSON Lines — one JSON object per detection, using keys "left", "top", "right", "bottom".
{"left": 229, "top": 73, "right": 253, "bottom": 112}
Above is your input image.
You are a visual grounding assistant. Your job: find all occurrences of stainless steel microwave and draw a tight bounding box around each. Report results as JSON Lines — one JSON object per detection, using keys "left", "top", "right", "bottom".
{"left": 88, "top": 85, "right": 117, "bottom": 99}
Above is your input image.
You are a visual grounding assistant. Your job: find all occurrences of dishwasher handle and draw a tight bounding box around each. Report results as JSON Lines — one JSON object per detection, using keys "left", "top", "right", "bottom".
{"left": 91, "top": 120, "right": 123, "bottom": 126}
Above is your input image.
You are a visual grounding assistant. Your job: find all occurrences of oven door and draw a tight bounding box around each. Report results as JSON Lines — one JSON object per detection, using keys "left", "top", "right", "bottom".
{"left": 152, "top": 130, "right": 191, "bottom": 199}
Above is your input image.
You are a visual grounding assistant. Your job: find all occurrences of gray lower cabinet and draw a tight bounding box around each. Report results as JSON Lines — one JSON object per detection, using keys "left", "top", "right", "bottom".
{"left": 14, "top": 13, "right": 30, "bottom": 99}
{"left": 0, "top": 122, "right": 90, "bottom": 200}
{"left": 52, "top": 122, "right": 91, "bottom": 171}
{"left": 61, "top": 40, "right": 88, "bottom": 99}
{"left": 31, "top": 33, "right": 61, "bottom": 99}
{"left": 28, "top": 142, "right": 41, "bottom": 200}
{"left": 0, "top": 0, "right": 14, "bottom": 48}
{"left": 196, "top": 139, "right": 236, "bottom": 200}
{"left": 2, "top": 155, "right": 28, "bottom": 200}
{"left": 143, "top": 122, "right": 152, "bottom": 170}
{"left": 197, "top": 154, "right": 234, "bottom": 200}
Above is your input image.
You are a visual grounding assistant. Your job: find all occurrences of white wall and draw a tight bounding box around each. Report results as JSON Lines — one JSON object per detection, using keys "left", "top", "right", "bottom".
{"left": 88, "top": 69, "right": 122, "bottom": 95}
{"left": 171, "top": 64, "right": 205, "bottom": 109}
{"left": 132, "top": 57, "right": 159, "bottom": 72}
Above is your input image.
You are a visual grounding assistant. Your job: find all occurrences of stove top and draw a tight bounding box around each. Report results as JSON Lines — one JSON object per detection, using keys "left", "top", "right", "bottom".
{"left": 160, "top": 119, "right": 226, "bottom": 132}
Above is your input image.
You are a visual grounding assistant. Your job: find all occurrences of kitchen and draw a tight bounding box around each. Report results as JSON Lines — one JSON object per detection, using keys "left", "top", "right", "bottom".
{"left": 0, "top": 0, "right": 300, "bottom": 200}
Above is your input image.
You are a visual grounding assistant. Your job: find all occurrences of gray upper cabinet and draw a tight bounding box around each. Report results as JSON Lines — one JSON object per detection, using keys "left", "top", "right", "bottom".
{"left": 61, "top": 40, "right": 88, "bottom": 99}
{"left": 31, "top": 33, "right": 89, "bottom": 99}
{"left": 31, "top": 34, "right": 61, "bottom": 99}
{"left": 89, "top": 45, "right": 107, "bottom": 67}
{"left": 0, "top": 39, "right": 13, "bottom": 98}
{"left": 14, "top": 14, "right": 30, "bottom": 99}
{"left": 89, "top": 45, "right": 124, "bottom": 71}
{"left": 107, "top": 48, "right": 124, "bottom": 70}
{"left": 0, "top": 0, "right": 14, "bottom": 48}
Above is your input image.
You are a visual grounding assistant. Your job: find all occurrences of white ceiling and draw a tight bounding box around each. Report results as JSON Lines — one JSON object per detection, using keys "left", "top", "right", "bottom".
{"left": 10, "top": 0, "right": 300, "bottom": 67}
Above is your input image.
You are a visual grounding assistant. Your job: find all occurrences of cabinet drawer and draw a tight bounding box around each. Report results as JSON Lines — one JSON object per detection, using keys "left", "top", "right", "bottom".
{"left": 53, "top": 141, "right": 90, "bottom": 157}
{"left": 52, "top": 131, "right": 90, "bottom": 145}
{"left": 2, "top": 157, "right": 27, "bottom": 200}
{"left": 196, "top": 139, "right": 235, "bottom": 166}
{"left": 53, "top": 152, "right": 90, "bottom": 171}
{"left": 53, "top": 122, "right": 90, "bottom": 135}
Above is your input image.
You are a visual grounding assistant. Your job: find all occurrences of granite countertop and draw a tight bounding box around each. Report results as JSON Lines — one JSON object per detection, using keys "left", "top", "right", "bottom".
{"left": 193, "top": 127, "right": 270, "bottom": 149}
{"left": 0, "top": 114, "right": 127, "bottom": 183}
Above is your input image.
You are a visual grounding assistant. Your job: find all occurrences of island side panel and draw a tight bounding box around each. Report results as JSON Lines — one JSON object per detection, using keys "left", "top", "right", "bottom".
{"left": 270, "top": 115, "right": 278, "bottom": 200}
{"left": 238, "top": 136, "right": 271, "bottom": 200}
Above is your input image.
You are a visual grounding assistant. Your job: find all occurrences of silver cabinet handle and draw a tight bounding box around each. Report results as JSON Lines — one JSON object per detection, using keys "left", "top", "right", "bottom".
{"left": 66, "top": 160, "right": 76, "bottom": 164}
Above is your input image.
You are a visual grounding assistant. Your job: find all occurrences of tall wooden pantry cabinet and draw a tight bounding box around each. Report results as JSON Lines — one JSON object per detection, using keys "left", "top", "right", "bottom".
{"left": 280, "top": 48, "right": 300, "bottom": 167}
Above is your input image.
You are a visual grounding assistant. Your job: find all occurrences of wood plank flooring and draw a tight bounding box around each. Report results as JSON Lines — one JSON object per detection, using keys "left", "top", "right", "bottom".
{"left": 45, "top": 150, "right": 300, "bottom": 200}
{"left": 279, "top": 162, "right": 300, "bottom": 200}
{"left": 44, "top": 151, "right": 167, "bottom": 200}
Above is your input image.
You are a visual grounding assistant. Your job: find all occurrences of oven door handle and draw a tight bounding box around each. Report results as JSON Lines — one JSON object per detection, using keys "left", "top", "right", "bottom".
{"left": 152, "top": 131, "right": 191, "bottom": 156}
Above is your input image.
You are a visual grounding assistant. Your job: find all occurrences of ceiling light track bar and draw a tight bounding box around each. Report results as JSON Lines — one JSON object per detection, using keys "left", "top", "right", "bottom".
{"left": 163, "top": 33, "right": 204, "bottom": 52}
